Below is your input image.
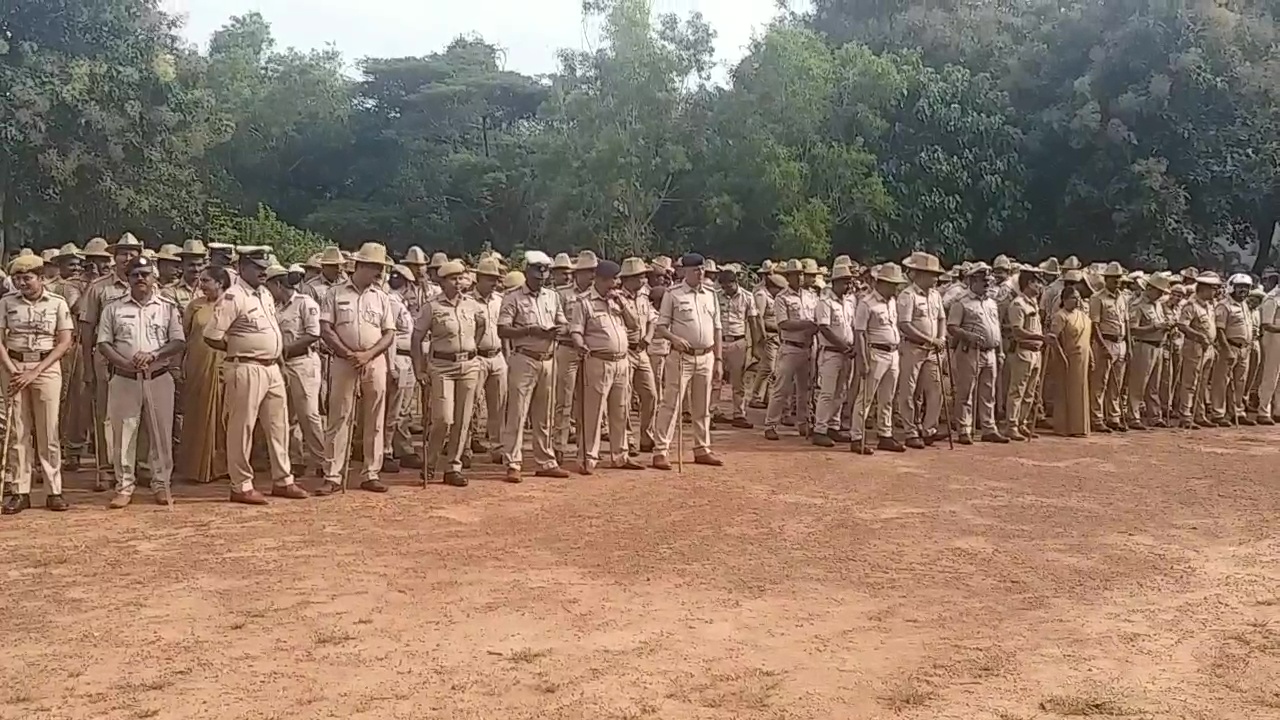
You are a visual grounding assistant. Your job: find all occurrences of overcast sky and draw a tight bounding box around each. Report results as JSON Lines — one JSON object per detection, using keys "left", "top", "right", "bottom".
{"left": 174, "top": 0, "right": 784, "bottom": 78}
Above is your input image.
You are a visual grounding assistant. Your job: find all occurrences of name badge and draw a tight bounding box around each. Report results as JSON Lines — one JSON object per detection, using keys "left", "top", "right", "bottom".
{"left": 19, "top": 351, "right": 42, "bottom": 363}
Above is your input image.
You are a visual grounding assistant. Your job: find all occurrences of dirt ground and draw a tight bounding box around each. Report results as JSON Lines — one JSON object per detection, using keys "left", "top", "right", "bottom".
{"left": 2, "top": 422, "right": 1279, "bottom": 720}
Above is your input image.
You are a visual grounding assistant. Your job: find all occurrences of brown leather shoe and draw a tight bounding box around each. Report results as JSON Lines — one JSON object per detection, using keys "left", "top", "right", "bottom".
{"left": 2, "top": 494, "right": 30, "bottom": 515}
{"left": 470, "top": 438, "right": 488, "bottom": 455}
{"left": 849, "top": 442, "right": 874, "bottom": 456}
{"left": 578, "top": 460, "right": 595, "bottom": 476}
{"left": 108, "top": 492, "right": 132, "bottom": 510}
{"left": 272, "top": 484, "right": 310, "bottom": 499}
{"left": 152, "top": 489, "right": 172, "bottom": 506}
{"left": 876, "top": 436, "right": 906, "bottom": 453}
{"left": 461, "top": 455, "right": 473, "bottom": 470}
{"left": 360, "top": 479, "right": 389, "bottom": 493}
{"left": 905, "top": 437, "right": 926, "bottom": 450}
{"left": 764, "top": 428, "right": 780, "bottom": 441}
{"left": 1256, "top": 416, "right": 1276, "bottom": 426}
{"left": 731, "top": 417, "right": 753, "bottom": 429}
{"left": 651, "top": 455, "right": 672, "bottom": 471}
{"left": 694, "top": 453, "right": 724, "bottom": 467}
{"left": 443, "top": 472, "right": 468, "bottom": 487}
{"left": 399, "top": 454, "right": 425, "bottom": 470}
{"left": 981, "top": 433, "right": 1010, "bottom": 444}
{"left": 46, "top": 494, "right": 70, "bottom": 512}
{"left": 313, "top": 480, "right": 343, "bottom": 496}
{"left": 1239, "top": 416, "right": 1257, "bottom": 426}
{"left": 381, "top": 457, "right": 402, "bottom": 474}
{"left": 534, "top": 466, "right": 570, "bottom": 479}
{"left": 229, "top": 489, "right": 268, "bottom": 505}
{"left": 615, "top": 459, "right": 645, "bottom": 470}
{"left": 957, "top": 434, "right": 973, "bottom": 445}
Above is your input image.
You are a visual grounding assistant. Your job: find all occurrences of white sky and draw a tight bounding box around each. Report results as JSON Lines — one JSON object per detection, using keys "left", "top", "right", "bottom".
{"left": 174, "top": 0, "right": 784, "bottom": 77}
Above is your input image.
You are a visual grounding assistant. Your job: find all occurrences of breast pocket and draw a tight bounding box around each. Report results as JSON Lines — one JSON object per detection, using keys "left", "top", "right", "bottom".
{"left": 675, "top": 299, "right": 697, "bottom": 321}
{"left": 334, "top": 302, "right": 356, "bottom": 327}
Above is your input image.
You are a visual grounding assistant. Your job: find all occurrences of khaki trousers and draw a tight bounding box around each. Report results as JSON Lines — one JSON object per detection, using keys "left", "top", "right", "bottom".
{"left": 1003, "top": 347, "right": 1042, "bottom": 432}
{"left": 764, "top": 343, "right": 812, "bottom": 429}
{"left": 897, "top": 343, "right": 942, "bottom": 439}
{"left": 324, "top": 355, "right": 389, "bottom": 484}
{"left": 1089, "top": 340, "right": 1127, "bottom": 425}
{"left": 716, "top": 338, "right": 750, "bottom": 419}
{"left": 223, "top": 362, "right": 294, "bottom": 492}
{"left": 581, "top": 356, "right": 630, "bottom": 465}
{"left": 849, "top": 347, "right": 898, "bottom": 441}
{"left": 425, "top": 359, "right": 480, "bottom": 474}
{"left": 652, "top": 351, "right": 714, "bottom": 456}
{"left": 1176, "top": 343, "right": 1214, "bottom": 422}
{"left": 283, "top": 353, "right": 328, "bottom": 471}
{"left": 108, "top": 372, "right": 175, "bottom": 495}
{"left": 649, "top": 353, "right": 667, "bottom": 407}
{"left": 553, "top": 344, "right": 581, "bottom": 454}
{"left": 625, "top": 349, "right": 657, "bottom": 452}
{"left": 3, "top": 362, "right": 62, "bottom": 496}
{"left": 749, "top": 336, "right": 779, "bottom": 404}
{"left": 1258, "top": 332, "right": 1280, "bottom": 417}
{"left": 469, "top": 352, "right": 508, "bottom": 449}
{"left": 502, "top": 351, "right": 556, "bottom": 471}
{"left": 813, "top": 348, "right": 852, "bottom": 434}
{"left": 1162, "top": 344, "right": 1180, "bottom": 420}
{"left": 1127, "top": 341, "right": 1164, "bottom": 423}
{"left": 59, "top": 343, "right": 88, "bottom": 457}
{"left": 384, "top": 353, "right": 416, "bottom": 458}
{"left": 1247, "top": 339, "right": 1262, "bottom": 410}
{"left": 1209, "top": 343, "right": 1249, "bottom": 421}
{"left": 952, "top": 348, "right": 998, "bottom": 436}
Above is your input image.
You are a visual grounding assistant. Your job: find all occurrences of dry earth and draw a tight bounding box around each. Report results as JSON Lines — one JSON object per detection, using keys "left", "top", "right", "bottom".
{"left": 2, "top": 421, "right": 1279, "bottom": 719}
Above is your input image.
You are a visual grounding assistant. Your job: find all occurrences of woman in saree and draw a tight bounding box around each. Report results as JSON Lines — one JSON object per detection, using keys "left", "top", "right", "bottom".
{"left": 176, "top": 267, "right": 230, "bottom": 484}
{"left": 1048, "top": 279, "right": 1093, "bottom": 437}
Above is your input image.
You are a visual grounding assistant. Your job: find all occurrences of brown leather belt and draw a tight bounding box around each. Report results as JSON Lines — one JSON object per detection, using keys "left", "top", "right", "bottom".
{"left": 433, "top": 350, "right": 475, "bottom": 362}
{"left": 6, "top": 349, "right": 50, "bottom": 363}
{"left": 1100, "top": 333, "right": 1123, "bottom": 342}
{"left": 227, "top": 356, "right": 277, "bottom": 366}
{"left": 477, "top": 348, "right": 501, "bottom": 358}
{"left": 870, "top": 343, "right": 898, "bottom": 352}
{"left": 516, "top": 347, "right": 554, "bottom": 361}
{"left": 679, "top": 346, "right": 714, "bottom": 356}
{"left": 1135, "top": 338, "right": 1164, "bottom": 347}
{"left": 111, "top": 367, "right": 170, "bottom": 381}
{"left": 782, "top": 339, "right": 809, "bottom": 348}
{"left": 1015, "top": 341, "right": 1044, "bottom": 350}
{"left": 589, "top": 350, "right": 628, "bottom": 361}
{"left": 723, "top": 334, "right": 746, "bottom": 342}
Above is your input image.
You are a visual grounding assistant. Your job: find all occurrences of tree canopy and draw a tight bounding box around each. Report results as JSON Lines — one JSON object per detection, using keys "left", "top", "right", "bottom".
{"left": 3, "top": 0, "right": 1278, "bottom": 268}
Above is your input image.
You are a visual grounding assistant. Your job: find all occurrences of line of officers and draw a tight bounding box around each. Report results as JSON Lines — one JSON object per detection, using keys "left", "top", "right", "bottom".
{"left": 3, "top": 236, "right": 1278, "bottom": 515}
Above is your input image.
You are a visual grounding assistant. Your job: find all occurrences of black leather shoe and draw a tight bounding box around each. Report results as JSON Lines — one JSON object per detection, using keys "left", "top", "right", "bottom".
{"left": 45, "top": 494, "right": 70, "bottom": 512}
{"left": 2, "top": 494, "right": 31, "bottom": 515}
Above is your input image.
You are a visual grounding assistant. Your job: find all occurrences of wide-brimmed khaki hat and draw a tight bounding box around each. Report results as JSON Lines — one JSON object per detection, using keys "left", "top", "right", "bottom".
{"left": 156, "top": 244, "right": 182, "bottom": 262}
{"left": 1062, "top": 269, "right": 1085, "bottom": 283}
{"left": 1145, "top": 273, "right": 1173, "bottom": 293}
{"left": 39, "top": 248, "right": 57, "bottom": 263}
{"left": 1038, "top": 258, "right": 1061, "bottom": 276}
{"left": 552, "top": 252, "right": 573, "bottom": 270}
{"left": 391, "top": 264, "right": 416, "bottom": 283}
{"left": 704, "top": 258, "right": 719, "bottom": 274}
{"left": 765, "top": 273, "right": 787, "bottom": 289}
{"left": 352, "top": 242, "right": 394, "bottom": 266}
{"left": 833, "top": 254, "right": 852, "bottom": 268}
{"left": 429, "top": 252, "right": 449, "bottom": 269}
{"left": 760, "top": 259, "right": 776, "bottom": 273}
{"left": 9, "top": 254, "right": 43, "bottom": 275}
{"left": 619, "top": 257, "right": 647, "bottom": 277}
{"left": 83, "top": 237, "right": 111, "bottom": 259}
{"left": 318, "top": 247, "right": 344, "bottom": 265}
{"left": 1101, "top": 261, "right": 1126, "bottom": 277}
{"left": 263, "top": 265, "right": 290, "bottom": 281}
{"left": 474, "top": 258, "right": 502, "bottom": 277}
{"left": 303, "top": 252, "right": 322, "bottom": 269}
{"left": 902, "top": 251, "right": 944, "bottom": 274}
{"left": 108, "top": 232, "right": 144, "bottom": 252}
{"left": 208, "top": 241, "right": 235, "bottom": 253}
{"left": 1179, "top": 266, "right": 1199, "bottom": 281}
{"left": 177, "top": 239, "right": 208, "bottom": 258}
{"left": 992, "top": 254, "right": 1013, "bottom": 271}
{"left": 438, "top": 260, "right": 467, "bottom": 278}
{"left": 1061, "top": 256, "right": 1083, "bottom": 271}
{"left": 781, "top": 259, "right": 803, "bottom": 274}
{"left": 403, "top": 246, "right": 428, "bottom": 266}
{"left": 502, "top": 270, "right": 525, "bottom": 290}
{"left": 54, "top": 243, "right": 82, "bottom": 261}
{"left": 965, "top": 261, "right": 992, "bottom": 277}
{"left": 872, "top": 262, "right": 908, "bottom": 284}
{"left": 1083, "top": 272, "right": 1105, "bottom": 294}
{"left": 572, "top": 250, "right": 599, "bottom": 271}
{"left": 831, "top": 264, "right": 854, "bottom": 281}
{"left": 800, "top": 258, "right": 821, "bottom": 275}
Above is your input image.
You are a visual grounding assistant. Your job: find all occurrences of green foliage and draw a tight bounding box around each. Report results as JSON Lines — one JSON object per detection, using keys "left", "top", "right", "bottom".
{"left": 206, "top": 202, "right": 328, "bottom": 263}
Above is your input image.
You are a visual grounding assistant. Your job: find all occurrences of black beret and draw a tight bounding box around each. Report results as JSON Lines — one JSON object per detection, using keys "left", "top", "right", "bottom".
{"left": 596, "top": 259, "right": 621, "bottom": 278}
{"left": 680, "top": 253, "right": 705, "bottom": 268}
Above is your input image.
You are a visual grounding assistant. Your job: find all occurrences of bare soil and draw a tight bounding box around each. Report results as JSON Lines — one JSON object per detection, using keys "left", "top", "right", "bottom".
{"left": 2, "top": 424, "right": 1278, "bottom": 719}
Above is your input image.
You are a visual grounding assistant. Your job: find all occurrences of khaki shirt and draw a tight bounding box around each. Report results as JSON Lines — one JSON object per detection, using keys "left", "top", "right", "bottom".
{"left": 658, "top": 281, "right": 720, "bottom": 350}
{"left": 621, "top": 289, "right": 654, "bottom": 350}
{"left": 1215, "top": 297, "right": 1252, "bottom": 344}
{"left": 570, "top": 288, "right": 629, "bottom": 355}
{"left": 275, "top": 291, "right": 321, "bottom": 353}
{"left": 1040, "top": 278, "right": 1065, "bottom": 317}
{"left": 717, "top": 287, "right": 756, "bottom": 338}
{"left": 389, "top": 289, "right": 415, "bottom": 354}
{"left": 947, "top": 291, "right": 1001, "bottom": 366}
{"left": 815, "top": 289, "right": 855, "bottom": 348}
{"left": 499, "top": 285, "right": 565, "bottom": 354}
{"left": 97, "top": 292, "right": 184, "bottom": 358}
{"left": 853, "top": 290, "right": 900, "bottom": 347}
{"left": 1089, "top": 288, "right": 1128, "bottom": 339}
{"left": 415, "top": 292, "right": 481, "bottom": 356}
{"left": 78, "top": 274, "right": 131, "bottom": 329}
{"left": 1129, "top": 295, "right": 1168, "bottom": 344}
{"left": 205, "top": 278, "right": 284, "bottom": 361}
{"left": 897, "top": 283, "right": 944, "bottom": 343}
{"left": 321, "top": 281, "right": 397, "bottom": 352}
{"left": 556, "top": 285, "right": 588, "bottom": 340}
{"left": 1260, "top": 291, "right": 1280, "bottom": 333}
{"left": 754, "top": 287, "right": 778, "bottom": 333}
{"left": 0, "top": 289, "right": 74, "bottom": 354}
{"left": 49, "top": 278, "right": 84, "bottom": 318}
{"left": 306, "top": 274, "right": 346, "bottom": 301}
{"left": 1006, "top": 294, "right": 1043, "bottom": 348}
{"left": 161, "top": 278, "right": 198, "bottom": 312}
{"left": 772, "top": 289, "right": 812, "bottom": 345}
{"left": 1179, "top": 297, "right": 1216, "bottom": 345}
{"left": 470, "top": 289, "right": 503, "bottom": 353}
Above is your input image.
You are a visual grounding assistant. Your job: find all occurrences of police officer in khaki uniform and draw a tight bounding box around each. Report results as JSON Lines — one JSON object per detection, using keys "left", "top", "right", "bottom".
{"left": 554, "top": 251, "right": 596, "bottom": 461}
{"left": 203, "top": 246, "right": 310, "bottom": 504}
{"left": 264, "top": 264, "right": 329, "bottom": 478}
{"left": 896, "top": 252, "right": 947, "bottom": 448}
{"left": 412, "top": 260, "right": 483, "bottom": 486}
{"left": 850, "top": 263, "right": 907, "bottom": 454}
{"left": 1002, "top": 267, "right": 1046, "bottom": 441}
{"left": 1256, "top": 282, "right": 1280, "bottom": 424}
{"left": 764, "top": 259, "right": 816, "bottom": 440}
{"left": 1209, "top": 273, "right": 1256, "bottom": 425}
{"left": 49, "top": 243, "right": 87, "bottom": 470}
{"left": 948, "top": 265, "right": 1007, "bottom": 444}
{"left": 383, "top": 264, "right": 418, "bottom": 471}
{"left": 98, "top": 256, "right": 186, "bottom": 508}
{"left": 468, "top": 258, "right": 507, "bottom": 463}
{"left": 811, "top": 264, "right": 856, "bottom": 447}
{"left": 568, "top": 259, "right": 644, "bottom": 473}
{"left": 1126, "top": 273, "right": 1174, "bottom": 428}
{"left": 497, "top": 251, "right": 570, "bottom": 483}
{"left": 619, "top": 258, "right": 658, "bottom": 454}
{"left": 715, "top": 266, "right": 760, "bottom": 428}
{"left": 1175, "top": 273, "right": 1220, "bottom": 428}
{"left": 652, "top": 253, "right": 723, "bottom": 470}
{"left": 79, "top": 232, "right": 143, "bottom": 490}
{"left": 317, "top": 242, "right": 398, "bottom": 495}
{"left": 1088, "top": 262, "right": 1130, "bottom": 432}
{"left": 0, "top": 254, "right": 75, "bottom": 515}
{"left": 749, "top": 264, "right": 783, "bottom": 409}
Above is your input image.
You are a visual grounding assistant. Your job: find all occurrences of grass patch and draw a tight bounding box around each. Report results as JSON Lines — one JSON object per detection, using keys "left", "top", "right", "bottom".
{"left": 311, "top": 627, "right": 355, "bottom": 647}
{"left": 879, "top": 675, "right": 935, "bottom": 713}
{"left": 1039, "top": 693, "right": 1146, "bottom": 716}
{"left": 505, "top": 647, "right": 550, "bottom": 664}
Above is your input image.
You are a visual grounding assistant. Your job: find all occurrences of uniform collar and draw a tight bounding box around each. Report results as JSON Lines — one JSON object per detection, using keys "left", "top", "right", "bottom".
{"left": 124, "top": 290, "right": 161, "bottom": 307}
